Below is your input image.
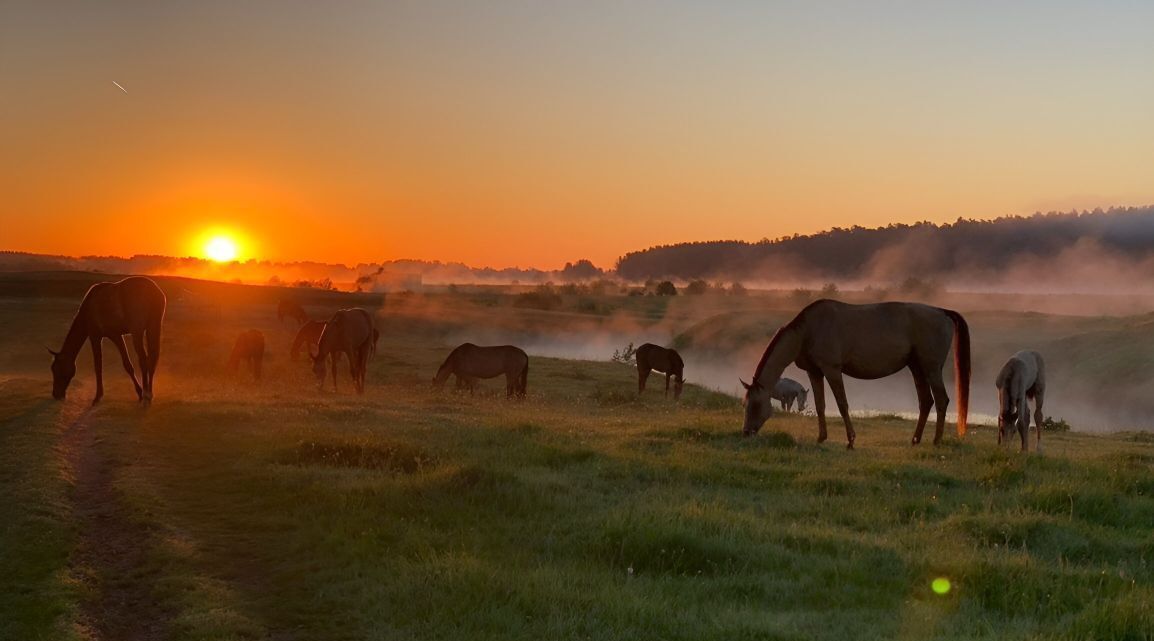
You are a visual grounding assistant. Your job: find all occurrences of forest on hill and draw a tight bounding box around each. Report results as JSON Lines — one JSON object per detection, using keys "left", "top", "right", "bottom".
{"left": 615, "top": 206, "right": 1154, "bottom": 288}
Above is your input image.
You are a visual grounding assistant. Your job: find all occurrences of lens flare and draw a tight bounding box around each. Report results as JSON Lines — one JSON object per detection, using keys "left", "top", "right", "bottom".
{"left": 932, "top": 577, "right": 951, "bottom": 595}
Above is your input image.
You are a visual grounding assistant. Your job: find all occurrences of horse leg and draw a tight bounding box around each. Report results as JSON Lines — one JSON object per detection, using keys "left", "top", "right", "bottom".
{"left": 1033, "top": 387, "right": 1045, "bottom": 453}
{"left": 910, "top": 365, "right": 933, "bottom": 446}
{"left": 824, "top": 369, "right": 856, "bottom": 449}
{"left": 1018, "top": 395, "right": 1031, "bottom": 453}
{"left": 331, "top": 354, "right": 340, "bottom": 393}
{"left": 132, "top": 332, "right": 151, "bottom": 404}
{"left": 926, "top": 369, "right": 951, "bottom": 445}
{"left": 506, "top": 371, "right": 515, "bottom": 398}
{"left": 664, "top": 373, "right": 671, "bottom": 398}
{"left": 807, "top": 370, "right": 828, "bottom": 443}
{"left": 638, "top": 368, "right": 650, "bottom": 394}
{"left": 89, "top": 337, "right": 105, "bottom": 405}
{"left": 111, "top": 335, "right": 143, "bottom": 400}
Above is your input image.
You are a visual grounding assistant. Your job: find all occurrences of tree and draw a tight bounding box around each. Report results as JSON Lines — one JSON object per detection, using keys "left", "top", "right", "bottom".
{"left": 655, "top": 281, "right": 678, "bottom": 296}
{"left": 685, "top": 280, "right": 709, "bottom": 295}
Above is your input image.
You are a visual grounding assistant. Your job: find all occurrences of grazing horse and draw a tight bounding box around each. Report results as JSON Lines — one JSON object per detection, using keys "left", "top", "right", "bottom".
{"left": 636, "top": 343, "right": 685, "bottom": 400}
{"left": 312, "top": 308, "right": 375, "bottom": 394}
{"left": 291, "top": 320, "right": 327, "bottom": 361}
{"left": 227, "top": 329, "right": 265, "bottom": 381}
{"left": 996, "top": 350, "right": 1046, "bottom": 452}
{"left": 741, "top": 299, "right": 970, "bottom": 449}
{"left": 433, "top": 343, "right": 528, "bottom": 398}
{"left": 49, "top": 276, "right": 166, "bottom": 405}
{"left": 771, "top": 378, "right": 809, "bottom": 412}
{"left": 277, "top": 299, "right": 309, "bottom": 325}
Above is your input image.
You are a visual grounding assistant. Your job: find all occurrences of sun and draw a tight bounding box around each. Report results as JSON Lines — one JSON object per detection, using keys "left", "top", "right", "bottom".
{"left": 204, "top": 235, "right": 239, "bottom": 262}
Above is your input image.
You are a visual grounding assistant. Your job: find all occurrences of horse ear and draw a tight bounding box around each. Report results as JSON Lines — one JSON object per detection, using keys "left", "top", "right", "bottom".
{"left": 47, "top": 347, "right": 59, "bottom": 358}
{"left": 740, "top": 379, "right": 751, "bottom": 390}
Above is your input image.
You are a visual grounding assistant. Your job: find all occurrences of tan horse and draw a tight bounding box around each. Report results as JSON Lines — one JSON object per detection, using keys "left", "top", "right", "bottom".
{"left": 50, "top": 276, "right": 166, "bottom": 405}
{"left": 742, "top": 300, "right": 970, "bottom": 448}
{"left": 433, "top": 343, "right": 528, "bottom": 398}
{"left": 291, "top": 320, "right": 327, "bottom": 361}
{"left": 227, "top": 329, "right": 265, "bottom": 381}
{"left": 312, "top": 308, "right": 375, "bottom": 394}
{"left": 636, "top": 343, "right": 685, "bottom": 399}
{"left": 996, "top": 350, "right": 1046, "bottom": 452}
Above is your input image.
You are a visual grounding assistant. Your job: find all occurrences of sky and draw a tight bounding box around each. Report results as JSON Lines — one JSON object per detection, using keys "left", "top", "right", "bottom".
{"left": 2, "top": 1, "right": 1152, "bottom": 269}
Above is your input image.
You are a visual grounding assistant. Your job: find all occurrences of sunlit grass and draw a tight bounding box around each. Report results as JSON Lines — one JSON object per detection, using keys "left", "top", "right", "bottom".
{"left": 2, "top": 279, "right": 1153, "bottom": 640}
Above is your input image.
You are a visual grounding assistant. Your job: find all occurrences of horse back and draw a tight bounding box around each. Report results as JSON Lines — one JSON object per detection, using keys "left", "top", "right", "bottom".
{"left": 82, "top": 277, "right": 165, "bottom": 336}
{"left": 637, "top": 343, "right": 680, "bottom": 376}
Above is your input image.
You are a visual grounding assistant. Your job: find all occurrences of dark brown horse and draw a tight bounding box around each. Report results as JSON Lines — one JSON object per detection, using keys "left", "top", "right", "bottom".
{"left": 636, "top": 343, "right": 684, "bottom": 399}
{"left": 433, "top": 343, "right": 528, "bottom": 398}
{"left": 291, "top": 320, "right": 327, "bottom": 361}
{"left": 312, "top": 308, "right": 375, "bottom": 394}
{"left": 227, "top": 329, "right": 265, "bottom": 381}
{"left": 742, "top": 299, "right": 970, "bottom": 448}
{"left": 277, "top": 299, "right": 309, "bottom": 325}
{"left": 50, "top": 276, "right": 166, "bottom": 405}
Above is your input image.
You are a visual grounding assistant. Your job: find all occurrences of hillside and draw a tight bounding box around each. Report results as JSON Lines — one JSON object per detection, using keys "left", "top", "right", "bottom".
{"left": 616, "top": 206, "right": 1154, "bottom": 287}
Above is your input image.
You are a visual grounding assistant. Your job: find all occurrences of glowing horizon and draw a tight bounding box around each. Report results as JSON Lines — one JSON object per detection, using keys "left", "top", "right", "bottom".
{"left": 3, "top": 2, "right": 1153, "bottom": 269}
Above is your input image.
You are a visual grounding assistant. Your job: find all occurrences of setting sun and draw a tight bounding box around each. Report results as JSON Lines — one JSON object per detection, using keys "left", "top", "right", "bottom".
{"left": 204, "top": 236, "right": 239, "bottom": 262}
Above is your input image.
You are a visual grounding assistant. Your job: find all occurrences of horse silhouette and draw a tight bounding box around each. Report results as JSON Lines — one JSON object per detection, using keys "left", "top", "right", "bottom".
{"left": 433, "top": 343, "right": 528, "bottom": 398}
{"left": 227, "top": 329, "right": 265, "bottom": 381}
{"left": 50, "top": 276, "right": 166, "bottom": 405}
{"left": 312, "top": 308, "right": 375, "bottom": 394}
{"left": 635, "top": 343, "right": 684, "bottom": 399}
{"left": 996, "top": 350, "right": 1046, "bottom": 452}
{"left": 771, "top": 378, "right": 809, "bottom": 412}
{"left": 742, "top": 300, "right": 970, "bottom": 448}
{"left": 277, "top": 299, "right": 309, "bottom": 326}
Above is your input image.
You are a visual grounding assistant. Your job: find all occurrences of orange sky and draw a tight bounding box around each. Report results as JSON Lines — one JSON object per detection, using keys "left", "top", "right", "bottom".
{"left": 3, "top": 2, "right": 1153, "bottom": 269}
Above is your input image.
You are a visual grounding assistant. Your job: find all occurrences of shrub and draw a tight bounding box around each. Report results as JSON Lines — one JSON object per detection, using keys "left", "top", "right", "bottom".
{"left": 1042, "top": 416, "right": 1071, "bottom": 432}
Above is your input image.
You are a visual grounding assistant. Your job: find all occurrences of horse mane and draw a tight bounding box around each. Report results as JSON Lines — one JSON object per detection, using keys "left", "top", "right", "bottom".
{"left": 752, "top": 320, "right": 800, "bottom": 382}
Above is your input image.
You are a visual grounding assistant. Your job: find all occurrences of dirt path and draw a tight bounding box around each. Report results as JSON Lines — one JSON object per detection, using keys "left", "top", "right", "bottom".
{"left": 60, "top": 402, "right": 169, "bottom": 641}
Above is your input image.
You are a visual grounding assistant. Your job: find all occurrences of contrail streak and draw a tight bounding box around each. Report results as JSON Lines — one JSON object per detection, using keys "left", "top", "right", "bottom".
{"left": 112, "top": 81, "right": 128, "bottom": 94}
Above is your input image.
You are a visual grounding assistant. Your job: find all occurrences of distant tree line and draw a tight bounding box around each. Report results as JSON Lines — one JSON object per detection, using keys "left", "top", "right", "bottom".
{"left": 614, "top": 206, "right": 1154, "bottom": 281}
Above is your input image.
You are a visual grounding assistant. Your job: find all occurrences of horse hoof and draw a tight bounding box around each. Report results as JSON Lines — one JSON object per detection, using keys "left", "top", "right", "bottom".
{"left": 846, "top": 442, "right": 854, "bottom": 450}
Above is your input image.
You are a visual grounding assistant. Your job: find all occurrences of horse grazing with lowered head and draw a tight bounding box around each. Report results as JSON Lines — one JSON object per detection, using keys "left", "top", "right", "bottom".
{"left": 50, "top": 276, "right": 166, "bottom": 406}
{"left": 312, "top": 308, "right": 375, "bottom": 394}
{"left": 433, "top": 343, "right": 528, "bottom": 398}
{"left": 277, "top": 299, "right": 309, "bottom": 326}
{"left": 996, "top": 350, "right": 1046, "bottom": 452}
{"left": 291, "top": 320, "right": 327, "bottom": 361}
{"left": 636, "top": 343, "right": 684, "bottom": 400}
{"left": 227, "top": 329, "right": 265, "bottom": 381}
{"left": 771, "top": 378, "right": 809, "bottom": 412}
{"left": 742, "top": 299, "right": 970, "bottom": 449}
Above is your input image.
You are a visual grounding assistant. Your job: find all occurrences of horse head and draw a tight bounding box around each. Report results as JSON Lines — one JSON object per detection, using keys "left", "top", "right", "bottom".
{"left": 310, "top": 352, "right": 327, "bottom": 387}
{"left": 48, "top": 347, "right": 74, "bottom": 400}
{"left": 673, "top": 376, "right": 685, "bottom": 400}
{"left": 740, "top": 378, "right": 773, "bottom": 436}
{"left": 797, "top": 388, "right": 809, "bottom": 412}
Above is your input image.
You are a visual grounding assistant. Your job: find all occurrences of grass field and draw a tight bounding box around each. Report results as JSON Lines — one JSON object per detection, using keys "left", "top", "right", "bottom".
{"left": 2, "top": 273, "right": 1153, "bottom": 640}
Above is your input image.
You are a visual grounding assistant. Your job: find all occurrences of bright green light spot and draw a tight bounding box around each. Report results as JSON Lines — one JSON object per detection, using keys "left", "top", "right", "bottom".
{"left": 932, "top": 578, "right": 951, "bottom": 595}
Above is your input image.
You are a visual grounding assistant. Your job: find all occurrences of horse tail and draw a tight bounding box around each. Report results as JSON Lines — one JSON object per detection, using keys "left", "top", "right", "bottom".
{"left": 945, "top": 309, "right": 970, "bottom": 437}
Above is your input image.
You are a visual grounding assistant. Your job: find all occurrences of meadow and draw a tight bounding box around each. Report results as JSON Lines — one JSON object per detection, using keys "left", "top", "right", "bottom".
{"left": 2, "top": 273, "right": 1153, "bottom": 641}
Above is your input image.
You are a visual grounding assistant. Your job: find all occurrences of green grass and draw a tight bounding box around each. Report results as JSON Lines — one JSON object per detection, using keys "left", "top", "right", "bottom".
{"left": 2, "top": 277, "right": 1154, "bottom": 640}
{"left": 0, "top": 379, "right": 79, "bottom": 641}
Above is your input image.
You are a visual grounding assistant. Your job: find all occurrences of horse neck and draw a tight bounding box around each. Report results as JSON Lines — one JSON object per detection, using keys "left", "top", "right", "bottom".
{"left": 433, "top": 358, "right": 454, "bottom": 384}
{"left": 754, "top": 326, "right": 802, "bottom": 387}
{"left": 58, "top": 314, "right": 89, "bottom": 362}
